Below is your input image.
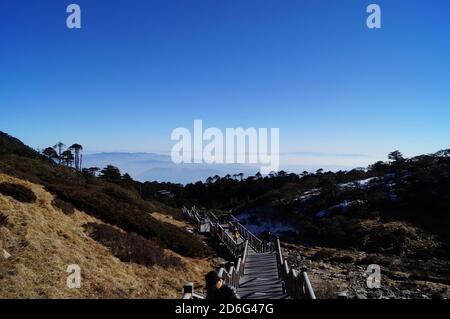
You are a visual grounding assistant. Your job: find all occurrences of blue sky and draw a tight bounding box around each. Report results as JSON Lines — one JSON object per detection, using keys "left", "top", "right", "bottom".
{"left": 1, "top": 0, "right": 449, "bottom": 169}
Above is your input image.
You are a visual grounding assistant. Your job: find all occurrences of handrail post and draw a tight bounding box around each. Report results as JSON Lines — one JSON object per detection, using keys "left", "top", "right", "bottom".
{"left": 182, "top": 282, "right": 194, "bottom": 299}
{"left": 291, "top": 269, "right": 299, "bottom": 298}
{"left": 301, "top": 270, "right": 316, "bottom": 299}
{"left": 276, "top": 237, "right": 283, "bottom": 265}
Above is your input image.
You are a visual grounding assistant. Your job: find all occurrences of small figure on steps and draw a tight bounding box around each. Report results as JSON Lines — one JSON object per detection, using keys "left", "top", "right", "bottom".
{"left": 205, "top": 271, "right": 240, "bottom": 299}
{"left": 231, "top": 225, "right": 240, "bottom": 241}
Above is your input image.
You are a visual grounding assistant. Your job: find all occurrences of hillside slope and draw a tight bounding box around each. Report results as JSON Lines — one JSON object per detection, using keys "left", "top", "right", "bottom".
{"left": 0, "top": 131, "right": 211, "bottom": 259}
{"left": 0, "top": 173, "right": 214, "bottom": 298}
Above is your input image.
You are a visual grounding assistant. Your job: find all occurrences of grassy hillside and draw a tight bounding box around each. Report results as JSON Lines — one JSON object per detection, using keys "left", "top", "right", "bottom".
{"left": 0, "top": 173, "right": 216, "bottom": 298}
{"left": 0, "top": 131, "right": 211, "bottom": 259}
{"left": 0, "top": 131, "right": 218, "bottom": 298}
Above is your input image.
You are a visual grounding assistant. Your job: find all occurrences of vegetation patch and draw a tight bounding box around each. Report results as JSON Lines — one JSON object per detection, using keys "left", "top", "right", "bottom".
{"left": 0, "top": 183, "right": 37, "bottom": 203}
{"left": 329, "top": 254, "right": 356, "bottom": 264}
{"left": 311, "top": 248, "right": 335, "bottom": 261}
{"left": 52, "top": 197, "right": 75, "bottom": 215}
{"left": 46, "top": 183, "right": 211, "bottom": 258}
{"left": 0, "top": 132, "right": 40, "bottom": 159}
{"left": 0, "top": 211, "right": 8, "bottom": 226}
{"left": 0, "top": 137, "right": 211, "bottom": 258}
{"left": 84, "top": 222, "right": 182, "bottom": 268}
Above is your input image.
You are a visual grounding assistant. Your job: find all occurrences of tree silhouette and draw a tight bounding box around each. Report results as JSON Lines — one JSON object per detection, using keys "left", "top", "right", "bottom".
{"left": 99, "top": 165, "right": 122, "bottom": 183}
{"left": 69, "top": 144, "right": 83, "bottom": 171}
{"left": 87, "top": 167, "right": 100, "bottom": 176}
{"left": 61, "top": 150, "right": 74, "bottom": 167}
{"left": 368, "top": 161, "right": 386, "bottom": 175}
{"left": 237, "top": 173, "right": 244, "bottom": 181}
{"left": 53, "top": 142, "right": 65, "bottom": 164}
{"left": 388, "top": 150, "right": 404, "bottom": 162}
{"left": 121, "top": 173, "right": 135, "bottom": 187}
{"left": 388, "top": 150, "right": 405, "bottom": 172}
{"left": 42, "top": 147, "right": 58, "bottom": 161}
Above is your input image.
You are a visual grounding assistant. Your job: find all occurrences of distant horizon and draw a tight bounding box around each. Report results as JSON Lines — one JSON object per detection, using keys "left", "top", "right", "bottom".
{"left": 3, "top": 126, "right": 446, "bottom": 181}
{"left": 28, "top": 138, "right": 448, "bottom": 167}
{"left": 77, "top": 144, "right": 447, "bottom": 184}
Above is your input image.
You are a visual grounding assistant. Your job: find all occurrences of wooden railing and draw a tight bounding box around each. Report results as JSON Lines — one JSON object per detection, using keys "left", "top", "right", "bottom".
{"left": 276, "top": 237, "right": 316, "bottom": 299}
{"left": 228, "top": 215, "right": 266, "bottom": 253}
{"left": 182, "top": 282, "right": 205, "bottom": 299}
{"left": 181, "top": 207, "right": 316, "bottom": 299}
{"left": 182, "top": 206, "right": 211, "bottom": 233}
{"left": 211, "top": 223, "right": 245, "bottom": 258}
{"left": 182, "top": 208, "right": 248, "bottom": 258}
{"left": 208, "top": 211, "right": 219, "bottom": 223}
{"left": 218, "top": 240, "right": 249, "bottom": 289}
{"left": 181, "top": 240, "right": 248, "bottom": 299}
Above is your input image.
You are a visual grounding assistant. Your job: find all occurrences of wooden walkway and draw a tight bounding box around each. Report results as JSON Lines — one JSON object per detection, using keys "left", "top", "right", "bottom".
{"left": 238, "top": 251, "right": 288, "bottom": 299}
{"left": 221, "top": 223, "right": 245, "bottom": 244}
{"left": 181, "top": 207, "right": 315, "bottom": 300}
{"left": 219, "top": 222, "right": 288, "bottom": 298}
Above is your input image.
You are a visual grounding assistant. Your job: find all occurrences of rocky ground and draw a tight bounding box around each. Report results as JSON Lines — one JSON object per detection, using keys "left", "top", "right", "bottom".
{"left": 282, "top": 242, "right": 450, "bottom": 299}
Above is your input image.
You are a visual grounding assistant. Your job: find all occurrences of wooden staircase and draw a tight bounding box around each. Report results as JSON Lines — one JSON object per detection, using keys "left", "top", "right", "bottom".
{"left": 238, "top": 251, "right": 288, "bottom": 299}
{"left": 181, "top": 207, "right": 315, "bottom": 299}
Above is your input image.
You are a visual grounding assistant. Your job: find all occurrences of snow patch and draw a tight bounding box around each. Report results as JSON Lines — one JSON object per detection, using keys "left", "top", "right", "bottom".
{"left": 236, "top": 212, "right": 297, "bottom": 235}
{"left": 339, "top": 177, "right": 377, "bottom": 189}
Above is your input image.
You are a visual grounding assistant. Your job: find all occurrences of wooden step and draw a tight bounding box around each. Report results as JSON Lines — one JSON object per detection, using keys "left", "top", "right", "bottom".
{"left": 237, "top": 251, "right": 288, "bottom": 299}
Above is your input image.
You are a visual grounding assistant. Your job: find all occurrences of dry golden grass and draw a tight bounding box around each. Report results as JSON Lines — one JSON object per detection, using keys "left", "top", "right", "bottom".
{"left": 0, "top": 173, "right": 216, "bottom": 299}
{"left": 150, "top": 212, "right": 188, "bottom": 229}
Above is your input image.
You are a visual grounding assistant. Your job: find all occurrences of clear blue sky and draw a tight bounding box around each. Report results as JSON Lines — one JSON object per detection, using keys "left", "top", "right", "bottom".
{"left": 1, "top": 0, "right": 449, "bottom": 168}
